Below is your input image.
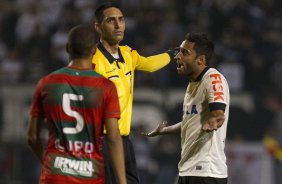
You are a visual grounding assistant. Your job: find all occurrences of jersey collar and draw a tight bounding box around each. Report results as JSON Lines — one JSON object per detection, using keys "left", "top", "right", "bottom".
{"left": 97, "top": 42, "right": 125, "bottom": 65}
{"left": 194, "top": 66, "right": 210, "bottom": 82}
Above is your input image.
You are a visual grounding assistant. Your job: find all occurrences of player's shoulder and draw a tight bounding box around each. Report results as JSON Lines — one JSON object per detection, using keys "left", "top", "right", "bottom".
{"left": 35, "top": 67, "right": 65, "bottom": 86}
{"left": 34, "top": 72, "right": 54, "bottom": 89}
{"left": 204, "top": 67, "right": 228, "bottom": 84}
{"left": 100, "top": 77, "right": 117, "bottom": 92}
{"left": 102, "top": 77, "right": 115, "bottom": 86}
{"left": 50, "top": 67, "right": 67, "bottom": 74}
{"left": 40, "top": 69, "right": 59, "bottom": 82}
{"left": 204, "top": 67, "right": 223, "bottom": 77}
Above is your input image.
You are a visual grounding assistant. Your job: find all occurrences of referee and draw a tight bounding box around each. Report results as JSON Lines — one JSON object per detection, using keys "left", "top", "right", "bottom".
{"left": 92, "top": 2, "right": 176, "bottom": 184}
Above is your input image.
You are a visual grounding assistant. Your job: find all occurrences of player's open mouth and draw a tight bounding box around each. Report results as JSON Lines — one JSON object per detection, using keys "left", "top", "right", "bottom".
{"left": 177, "top": 62, "right": 184, "bottom": 70}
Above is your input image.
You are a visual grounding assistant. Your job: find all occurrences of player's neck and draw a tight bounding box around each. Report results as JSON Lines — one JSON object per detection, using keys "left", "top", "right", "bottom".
{"left": 189, "top": 74, "right": 198, "bottom": 82}
{"left": 100, "top": 39, "right": 119, "bottom": 54}
{"left": 190, "top": 66, "right": 206, "bottom": 82}
{"left": 68, "top": 59, "right": 92, "bottom": 69}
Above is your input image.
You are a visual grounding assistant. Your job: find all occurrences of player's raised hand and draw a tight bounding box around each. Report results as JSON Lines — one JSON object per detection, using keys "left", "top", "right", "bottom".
{"left": 141, "top": 121, "right": 168, "bottom": 137}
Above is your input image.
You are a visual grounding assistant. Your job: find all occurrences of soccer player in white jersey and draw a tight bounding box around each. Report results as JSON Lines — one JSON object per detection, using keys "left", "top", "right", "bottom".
{"left": 143, "top": 33, "right": 230, "bottom": 184}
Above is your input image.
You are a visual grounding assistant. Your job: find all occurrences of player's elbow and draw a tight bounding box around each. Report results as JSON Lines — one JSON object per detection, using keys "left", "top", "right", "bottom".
{"left": 108, "top": 134, "right": 122, "bottom": 143}
{"left": 106, "top": 132, "right": 122, "bottom": 145}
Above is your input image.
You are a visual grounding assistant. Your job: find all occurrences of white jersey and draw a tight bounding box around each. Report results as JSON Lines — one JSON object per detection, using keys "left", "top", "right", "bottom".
{"left": 178, "top": 67, "right": 230, "bottom": 178}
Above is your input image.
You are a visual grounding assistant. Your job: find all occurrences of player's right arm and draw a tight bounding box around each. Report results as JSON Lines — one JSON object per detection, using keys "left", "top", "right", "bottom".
{"left": 142, "top": 121, "right": 182, "bottom": 137}
{"left": 27, "top": 116, "right": 44, "bottom": 164}
{"left": 104, "top": 118, "right": 126, "bottom": 184}
{"left": 27, "top": 79, "right": 45, "bottom": 164}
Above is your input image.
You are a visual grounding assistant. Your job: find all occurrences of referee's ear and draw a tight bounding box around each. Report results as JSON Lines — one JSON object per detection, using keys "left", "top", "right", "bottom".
{"left": 95, "top": 23, "right": 101, "bottom": 35}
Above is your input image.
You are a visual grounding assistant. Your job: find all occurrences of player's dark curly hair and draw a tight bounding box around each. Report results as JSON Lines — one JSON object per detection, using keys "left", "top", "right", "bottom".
{"left": 66, "top": 24, "right": 96, "bottom": 60}
{"left": 185, "top": 33, "right": 214, "bottom": 65}
{"left": 94, "top": 2, "right": 122, "bottom": 23}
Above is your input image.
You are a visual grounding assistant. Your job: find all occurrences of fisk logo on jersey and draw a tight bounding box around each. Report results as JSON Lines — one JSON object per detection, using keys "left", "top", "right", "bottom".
{"left": 54, "top": 156, "right": 94, "bottom": 177}
{"left": 210, "top": 74, "right": 224, "bottom": 101}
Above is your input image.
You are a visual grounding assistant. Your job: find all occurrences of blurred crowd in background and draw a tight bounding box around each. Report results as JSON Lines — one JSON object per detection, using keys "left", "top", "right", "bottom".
{"left": 0, "top": 0, "right": 281, "bottom": 183}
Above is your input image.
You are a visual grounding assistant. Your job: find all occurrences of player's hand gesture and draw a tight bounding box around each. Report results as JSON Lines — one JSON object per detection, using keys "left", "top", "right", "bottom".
{"left": 141, "top": 121, "right": 168, "bottom": 137}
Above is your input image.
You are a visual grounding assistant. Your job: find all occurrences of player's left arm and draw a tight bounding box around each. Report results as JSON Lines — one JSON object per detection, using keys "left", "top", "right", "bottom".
{"left": 104, "top": 118, "right": 126, "bottom": 184}
{"left": 27, "top": 117, "right": 44, "bottom": 164}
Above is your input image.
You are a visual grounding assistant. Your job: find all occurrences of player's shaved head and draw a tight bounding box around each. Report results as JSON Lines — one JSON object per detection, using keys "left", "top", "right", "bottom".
{"left": 66, "top": 24, "right": 96, "bottom": 60}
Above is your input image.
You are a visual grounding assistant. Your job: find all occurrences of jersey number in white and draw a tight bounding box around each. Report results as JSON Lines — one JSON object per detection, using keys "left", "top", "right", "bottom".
{"left": 62, "top": 93, "right": 84, "bottom": 134}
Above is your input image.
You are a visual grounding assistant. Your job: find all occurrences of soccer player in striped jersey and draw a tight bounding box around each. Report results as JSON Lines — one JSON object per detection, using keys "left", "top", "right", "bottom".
{"left": 27, "top": 24, "right": 126, "bottom": 184}
{"left": 92, "top": 2, "right": 178, "bottom": 184}
{"left": 143, "top": 33, "right": 230, "bottom": 184}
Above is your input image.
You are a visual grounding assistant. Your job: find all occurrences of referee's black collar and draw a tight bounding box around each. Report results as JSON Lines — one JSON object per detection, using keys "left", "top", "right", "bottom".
{"left": 190, "top": 66, "right": 210, "bottom": 82}
{"left": 97, "top": 41, "right": 125, "bottom": 64}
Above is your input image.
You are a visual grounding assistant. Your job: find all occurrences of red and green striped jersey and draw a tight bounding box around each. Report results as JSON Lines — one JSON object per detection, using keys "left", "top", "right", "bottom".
{"left": 30, "top": 66, "right": 120, "bottom": 184}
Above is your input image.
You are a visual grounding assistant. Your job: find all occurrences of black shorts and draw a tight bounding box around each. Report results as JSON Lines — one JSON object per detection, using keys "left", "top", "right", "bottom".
{"left": 102, "top": 136, "right": 139, "bottom": 184}
{"left": 177, "top": 176, "right": 228, "bottom": 184}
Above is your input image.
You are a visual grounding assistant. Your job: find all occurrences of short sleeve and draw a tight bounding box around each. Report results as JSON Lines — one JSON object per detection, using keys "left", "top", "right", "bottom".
{"left": 205, "top": 72, "right": 229, "bottom": 111}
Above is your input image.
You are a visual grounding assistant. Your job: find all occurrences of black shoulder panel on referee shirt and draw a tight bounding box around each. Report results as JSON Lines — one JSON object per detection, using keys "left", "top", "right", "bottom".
{"left": 209, "top": 102, "right": 226, "bottom": 112}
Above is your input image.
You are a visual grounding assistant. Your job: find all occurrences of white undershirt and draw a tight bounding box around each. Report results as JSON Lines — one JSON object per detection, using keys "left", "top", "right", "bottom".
{"left": 112, "top": 53, "right": 119, "bottom": 59}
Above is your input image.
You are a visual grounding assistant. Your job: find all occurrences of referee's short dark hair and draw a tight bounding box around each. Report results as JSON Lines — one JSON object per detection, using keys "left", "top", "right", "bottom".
{"left": 94, "top": 2, "right": 122, "bottom": 23}
{"left": 66, "top": 24, "right": 96, "bottom": 60}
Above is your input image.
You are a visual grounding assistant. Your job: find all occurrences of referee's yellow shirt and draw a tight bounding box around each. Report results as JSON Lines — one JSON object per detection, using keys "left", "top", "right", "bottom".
{"left": 92, "top": 43, "right": 171, "bottom": 136}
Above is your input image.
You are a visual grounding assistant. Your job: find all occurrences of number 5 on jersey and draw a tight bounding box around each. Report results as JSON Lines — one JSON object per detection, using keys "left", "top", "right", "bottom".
{"left": 62, "top": 93, "right": 84, "bottom": 134}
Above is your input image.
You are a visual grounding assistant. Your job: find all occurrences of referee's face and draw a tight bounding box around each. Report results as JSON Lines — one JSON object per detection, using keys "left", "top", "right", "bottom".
{"left": 175, "top": 40, "right": 199, "bottom": 79}
{"left": 98, "top": 7, "right": 125, "bottom": 45}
